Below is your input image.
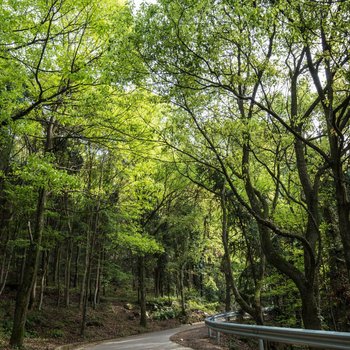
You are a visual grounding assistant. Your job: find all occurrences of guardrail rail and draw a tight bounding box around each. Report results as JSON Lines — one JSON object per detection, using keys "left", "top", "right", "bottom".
{"left": 205, "top": 312, "right": 350, "bottom": 350}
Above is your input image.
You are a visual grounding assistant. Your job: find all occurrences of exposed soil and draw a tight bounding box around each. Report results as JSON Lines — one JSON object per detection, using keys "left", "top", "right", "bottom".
{"left": 171, "top": 325, "right": 223, "bottom": 349}
{"left": 171, "top": 325, "right": 256, "bottom": 350}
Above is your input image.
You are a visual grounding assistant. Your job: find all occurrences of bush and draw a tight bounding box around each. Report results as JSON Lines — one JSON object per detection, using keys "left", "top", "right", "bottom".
{"left": 152, "top": 307, "right": 178, "bottom": 320}
{"left": 49, "top": 329, "right": 65, "bottom": 338}
{"left": 2, "top": 319, "right": 13, "bottom": 334}
{"left": 148, "top": 296, "right": 177, "bottom": 307}
{"left": 25, "top": 330, "right": 39, "bottom": 338}
{"left": 187, "top": 298, "right": 219, "bottom": 314}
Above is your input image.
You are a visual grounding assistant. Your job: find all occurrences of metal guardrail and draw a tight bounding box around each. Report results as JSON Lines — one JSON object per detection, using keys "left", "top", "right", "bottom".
{"left": 205, "top": 312, "right": 350, "bottom": 350}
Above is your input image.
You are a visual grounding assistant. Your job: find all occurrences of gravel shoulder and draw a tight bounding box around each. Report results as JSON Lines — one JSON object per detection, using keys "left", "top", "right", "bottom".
{"left": 170, "top": 325, "right": 223, "bottom": 350}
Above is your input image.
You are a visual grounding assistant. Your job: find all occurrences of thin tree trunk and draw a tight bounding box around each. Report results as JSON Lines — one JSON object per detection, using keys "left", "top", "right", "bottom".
{"left": 74, "top": 245, "right": 80, "bottom": 288}
{"left": 154, "top": 254, "right": 166, "bottom": 297}
{"left": 38, "top": 251, "right": 49, "bottom": 311}
{"left": 20, "top": 247, "right": 27, "bottom": 285}
{"left": 138, "top": 256, "right": 147, "bottom": 327}
{"left": 64, "top": 239, "right": 73, "bottom": 307}
{"left": 93, "top": 251, "right": 101, "bottom": 309}
{"left": 53, "top": 244, "right": 60, "bottom": 285}
{"left": 56, "top": 245, "right": 61, "bottom": 307}
{"left": 28, "top": 277, "right": 37, "bottom": 310}
{"left": 0, "top": 250, "right": 13, "bottom": 296}
{"left": 154, "top": 266, "right": 160, "bottom": 297}
{"left": 167, "top": 281, "right": 171, "bottom": 301}
{"left": 81, "top": 194, "right": 100, "bottom": 334}
{"left": 79, "top": 240, "right": 89, "bottom": 310}
{"left": 80, "top": 247, "right": 92, "bottom": 337}
{"left": 0, "top": 230, "right": 10, "bottom": 285}
{"left": 64, "top": 192, "right": 73, "bottom": 307}
{"left": 179, "top": 263, "right": 186, "bottom": 317}
{"left": 97, "top": 249, "right": 104, "bottom": 302}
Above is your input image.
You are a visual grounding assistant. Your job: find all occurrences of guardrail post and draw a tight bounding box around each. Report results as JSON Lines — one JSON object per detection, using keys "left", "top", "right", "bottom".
{"left": 217, "top": 331, "right": 221, "bottom": 345}
{"left": 258, "top": 338, "right": 264, "bottom": 350}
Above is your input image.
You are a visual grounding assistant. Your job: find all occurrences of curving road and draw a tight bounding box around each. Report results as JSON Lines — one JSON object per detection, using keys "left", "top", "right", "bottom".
{"left": 83, "top": 325, "right": 197, "bottom": 350}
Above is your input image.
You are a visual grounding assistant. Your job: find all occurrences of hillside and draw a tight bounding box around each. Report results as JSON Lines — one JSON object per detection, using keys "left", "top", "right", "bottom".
{"left": 0, "top": 288, "right": 214, "bottom": 350}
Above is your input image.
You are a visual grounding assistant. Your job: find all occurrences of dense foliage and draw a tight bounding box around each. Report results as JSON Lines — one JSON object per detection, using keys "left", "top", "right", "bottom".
{"left": 1, "top": 0, "right": 350, "bottom": 347}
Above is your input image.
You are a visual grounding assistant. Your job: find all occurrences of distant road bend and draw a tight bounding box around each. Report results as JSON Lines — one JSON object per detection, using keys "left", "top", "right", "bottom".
{"left": 83, "top": 325, "right": 194, "bottom": 350}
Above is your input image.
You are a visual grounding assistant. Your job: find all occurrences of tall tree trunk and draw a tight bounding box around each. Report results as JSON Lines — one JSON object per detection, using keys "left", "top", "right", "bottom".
{"left": 10, "top": 115, "right": 54, "bottom": 347}
{"left": 64, "top": 239, "right": 73, "bottom": 307}
{"left": 0, "top": 130, "right": 14, "bottom": 274}
{"left": 241, "top": 129, "right": 321, "bottom": 329}
{"left": 64, "top": 193, "right": 73, "bottom": 307}
{"left": 154, "top": 254, "right": 166, "bottom": 297}
{"left": 154, "top": 266, "right": 160, "bottom": 297}
{"left": 79, "top": 240, "right": 89, "bottom": 310}
{"left": 259, "top": 223, "right": 321, "bottom": 330}
{"left": 80, "top": 245, "right": 92, "bottom": 337}
{"left": 222, "top": 259, "right": 231, "bottom": 312}
{"left": 20, "top": 247, "right": 27, "bottom": 285}
{"left": 313, "top": 30, "right": 350, "bottom": 282}
{"left": 0, "top": 230, "right": 11, "bottom": 285}
{"left": 221, "top": 185, "right": 264, "bottom": 324}
{"left": 56, "top": 245, "right": 61, "bottom": 307}
{"left": 179, "top": 263, "right": 186, "bottom": 317}
{"left": 323, "top": 205, "right": 350, "bottom": 330}
{"left": 138, "top": 256, "right": 147, "bottom": 327}
{"left": 333, "top": 170, "right": 350, "bottom": 280}
{"left": 81, "top": 195, "right": 100, "bottom": 334}
{"left": 80, "top": 222, "right": 96, "bottom": 336}
{"left": 93, "top": 250, "right": 101, "bottom": 309}
{"left": 290, "top": 72, "right": 321, "bottom": 329}
{"left": 28, "top": 277, "right": 37, "bottom": 310}
{"left": 38, "top": 251, "right": 49, "bottom": 311}
{"left": 97, "top": 249, "right": 105, "bottom": 302}
{"left": 10, "top": 188, "right": 47, "bottom": 347}
{"left": 53, "top": 244, "right": 60, "bottom": 285}
{"left": 73, "top": 245, "right": 80, "bottom": 288}
{"left": 0, "top": 250, "right": 13, "bottom": 296}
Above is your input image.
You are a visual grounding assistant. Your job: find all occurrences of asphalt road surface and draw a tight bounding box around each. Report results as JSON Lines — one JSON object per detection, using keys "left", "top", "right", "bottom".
{"left": 83, "top": 325, "right": 195, "bottom": 350}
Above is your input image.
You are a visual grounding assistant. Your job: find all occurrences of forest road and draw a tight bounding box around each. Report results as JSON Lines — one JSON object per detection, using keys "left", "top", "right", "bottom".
{"left": 82, "top": 324, "right": 200, "bottom": 350}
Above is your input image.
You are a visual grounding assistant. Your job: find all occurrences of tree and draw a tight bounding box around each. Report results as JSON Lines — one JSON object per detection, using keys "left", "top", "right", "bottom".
{"left": 135, "top": 0, "right": 347, "bottom": 329}
{"left": 0, "top": 0, "right": 130, "bottom": 345}
{"left": 111, "top": 160, "right": 166, "bottom": 327}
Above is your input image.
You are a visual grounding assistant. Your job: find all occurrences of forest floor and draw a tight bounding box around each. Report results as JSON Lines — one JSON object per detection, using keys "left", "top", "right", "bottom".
{"left": 0, "top": 289, "right": 231, "bottom": 350}
{"left": 0, "top": 304, "right": 179, "bottom": 349}
{"left": 0, "top": 289, "right": 256, "bottom": 350}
